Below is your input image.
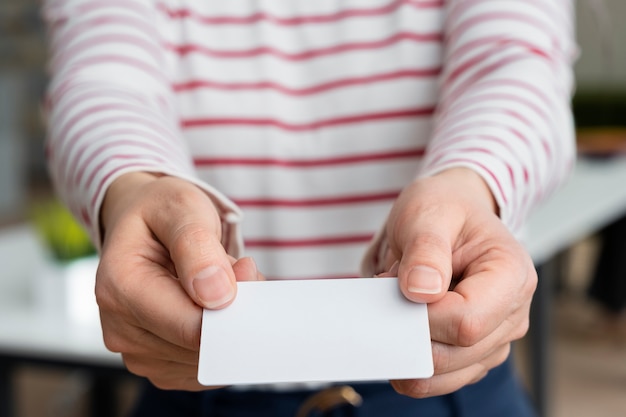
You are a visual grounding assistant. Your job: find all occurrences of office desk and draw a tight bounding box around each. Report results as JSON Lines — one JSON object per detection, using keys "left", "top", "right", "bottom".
{"left": 1, "top": 156, "right": 626, "bottom": 417}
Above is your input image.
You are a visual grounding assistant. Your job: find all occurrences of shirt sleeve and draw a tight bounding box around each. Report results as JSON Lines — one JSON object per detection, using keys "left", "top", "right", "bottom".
{"left": 420, "top": 0, "right": 578, "bottom": 233}
{"left": 361, "top": 0, "right": 577, "bottom": 276}
{"left": 42, "top": 0, "right": 243, "bottom": 255}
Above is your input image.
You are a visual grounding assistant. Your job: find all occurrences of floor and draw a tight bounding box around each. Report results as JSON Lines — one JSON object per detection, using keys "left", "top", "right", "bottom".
{"left": 528, "top": 237, "right": 626, "bottom": 417}
{"left": 10, "top": 237, "right": 626, "bottom": 417}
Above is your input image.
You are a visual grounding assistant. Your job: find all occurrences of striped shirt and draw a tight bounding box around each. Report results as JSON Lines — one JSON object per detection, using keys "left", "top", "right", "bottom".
{"left": 43, "top": 0, "right": 577, "bottom": 280}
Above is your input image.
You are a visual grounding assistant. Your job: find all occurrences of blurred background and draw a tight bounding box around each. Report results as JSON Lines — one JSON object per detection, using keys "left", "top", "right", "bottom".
{"left": 1, "top": 0, "right": 625, "bottom": 416}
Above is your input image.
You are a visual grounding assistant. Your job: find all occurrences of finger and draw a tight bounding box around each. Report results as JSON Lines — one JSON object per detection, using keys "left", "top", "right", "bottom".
{"left": 232, "top": 256, "right": 265, "bottom": 282}
{"left": 122, "top": 354, "right": 206, "bottom": 391}
{"left": 96, "top": 252, "right": 203, "bottom": 352}
{"left": 396, "top": 230, "right": 453, "bottom": 303}
{"left": 427, "top": 254, "right": 535, "bottom": 347}
{"left": 375, "top": 260, "right": 399, "bottom": 278}
{"left": 383, "top": 247, "right": 397, "bottom": 271}
{"left": 430, "top": 307, "right": 526, "bottom": 376}
{"left": 145, "top": 177, "right": 237, "bottom": 310}
{"left": 390, "top": 344, "right": 511, "bottom": 398}
{"left": 99, "top": 311, "right": 198, "bottom": 365}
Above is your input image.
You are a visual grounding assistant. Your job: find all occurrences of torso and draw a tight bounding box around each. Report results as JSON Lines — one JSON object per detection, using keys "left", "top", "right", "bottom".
{"left": 157, "top": 0, "right": 446, "bottom": 278}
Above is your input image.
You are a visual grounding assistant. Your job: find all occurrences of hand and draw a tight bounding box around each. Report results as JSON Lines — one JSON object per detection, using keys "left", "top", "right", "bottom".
{"left": 382, "top": 168, "right": 537, "bottom": 398}
{"left": 96, "top": 172, "right": 261, "bottom": 390}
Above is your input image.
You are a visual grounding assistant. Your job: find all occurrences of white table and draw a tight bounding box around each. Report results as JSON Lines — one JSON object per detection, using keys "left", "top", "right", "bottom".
{"left": 524, "top": 156, "right": 626, "bottom": 264}
{"left": 1, "top": 156, "right": 626, "bottom": 417}
{"left": 0, "top": 225, "right": 125, "bottom": 417}
{"left": 0, "top": 225, "right": 119, "bottom": 367}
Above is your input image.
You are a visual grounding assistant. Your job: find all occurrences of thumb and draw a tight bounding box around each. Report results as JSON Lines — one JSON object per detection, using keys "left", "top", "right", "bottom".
{"left": 397, "top": 231, "right": 453, "bottom": 304}
{"left": 146, "top": 178, "right": 238, "bottom": 310}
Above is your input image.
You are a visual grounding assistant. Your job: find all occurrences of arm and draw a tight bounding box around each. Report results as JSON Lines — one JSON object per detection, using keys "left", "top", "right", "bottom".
{"left": 43, "top": 0, "right": 242, "bottom": 251}
{"left": 42, "top": 0, "right": 254, "bottom": 390}
{"left": 372, "top": 0, "right": 576, "bottom": 397}
{"left": 423, "top": 0, "right": 577, "bottom": 231}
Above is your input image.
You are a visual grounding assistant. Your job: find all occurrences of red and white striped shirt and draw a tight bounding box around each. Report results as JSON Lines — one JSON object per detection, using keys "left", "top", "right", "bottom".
{"left": 43, "top": 0, "right": 577, "bottom": 280}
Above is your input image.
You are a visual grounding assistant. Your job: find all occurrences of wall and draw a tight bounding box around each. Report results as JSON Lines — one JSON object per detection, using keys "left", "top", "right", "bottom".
{"left": 575, "top": 0, "right": 626, "bottom": 91}
{"left": 0, "top": 0, "right": 47, "bottom": 220}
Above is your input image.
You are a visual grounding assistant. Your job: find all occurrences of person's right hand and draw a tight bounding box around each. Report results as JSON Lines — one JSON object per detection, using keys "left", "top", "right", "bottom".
{"left": 96, "top": 172, "right": 260, "bottom": 390}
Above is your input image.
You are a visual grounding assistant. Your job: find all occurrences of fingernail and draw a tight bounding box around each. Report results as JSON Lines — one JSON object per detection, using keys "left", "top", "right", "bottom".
{"left": 407, "top": 266, "right": 442, "bottom": 294}
{"left": 193, "top": 266, "right": 235, "bottom": 308}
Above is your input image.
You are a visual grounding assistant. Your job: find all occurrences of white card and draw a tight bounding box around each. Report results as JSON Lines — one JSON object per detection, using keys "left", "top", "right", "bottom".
{"left": 198, "top": 277, "right": 433, "bottom": 386}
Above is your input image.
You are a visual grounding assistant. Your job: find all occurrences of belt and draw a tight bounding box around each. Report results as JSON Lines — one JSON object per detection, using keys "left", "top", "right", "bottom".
{"left": 295, "top": 385, "right": 363, "bottom": 417}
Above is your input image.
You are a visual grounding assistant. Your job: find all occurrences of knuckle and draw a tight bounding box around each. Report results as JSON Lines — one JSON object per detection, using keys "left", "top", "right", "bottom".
{"left": 94, "top": 262, "right": 129, "bottom": 313}
{"left": 431, "top": 342, "right": 451, "bottom": 373}
{"left": 180, "top": 319, "right": 202, "bottom": 350}
{"left": 94, "top": 266, "right": 113, "bottom": 307}
{"left": 101, "top": 328, "right": 126, "bottom": 354}
{"left": 525, "top": 267, "right": 539, "bottom": 296}
{"left": 511, "top": 316, "right": 530, "bottom": 341}
{"left": 457, "top": 314, "right": 485, "bottom": 347}
{"left": 94, "top": 280, "right": 113, "bottom": 312}
{"left": 160, "top": 181, "right": 208, "bottom": 212}
{"left": 169, "top": 222, "right": 220, "bottom": 261}
{"left": 406, "top": 232, "right": 450, "bottom": 261}
{"left": 410, "top": 230, "right": 448, "bottom": 249}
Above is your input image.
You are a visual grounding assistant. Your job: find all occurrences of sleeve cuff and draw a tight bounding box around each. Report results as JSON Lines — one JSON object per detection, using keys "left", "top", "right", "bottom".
{"left": 89, "top": 167, "right": 244, "bottom": 258}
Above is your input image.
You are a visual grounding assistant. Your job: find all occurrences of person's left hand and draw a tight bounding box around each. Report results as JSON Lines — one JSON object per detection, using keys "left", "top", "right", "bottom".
{"left": 380, "top": 167, "right": 537, "bottom": 398}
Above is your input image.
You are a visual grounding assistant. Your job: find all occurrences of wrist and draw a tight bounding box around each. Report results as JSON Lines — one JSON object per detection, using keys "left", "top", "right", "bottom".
{"left": 433, "top": 168, "right": 499, "bottom": 216}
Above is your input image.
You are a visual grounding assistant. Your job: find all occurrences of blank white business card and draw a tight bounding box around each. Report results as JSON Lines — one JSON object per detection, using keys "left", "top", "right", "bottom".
{"left": 198, "top": 277, "right": 433, "bottom": 386}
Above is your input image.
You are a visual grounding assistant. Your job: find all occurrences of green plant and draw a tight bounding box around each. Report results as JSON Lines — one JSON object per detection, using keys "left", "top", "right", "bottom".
{"left": 30, "top": 199, "right": 96, "bottom": 262}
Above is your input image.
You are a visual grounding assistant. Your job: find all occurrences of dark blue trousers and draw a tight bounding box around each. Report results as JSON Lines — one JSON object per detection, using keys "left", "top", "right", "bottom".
{"left": 129, "top": 357, "right": 537, "bottom": 417}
